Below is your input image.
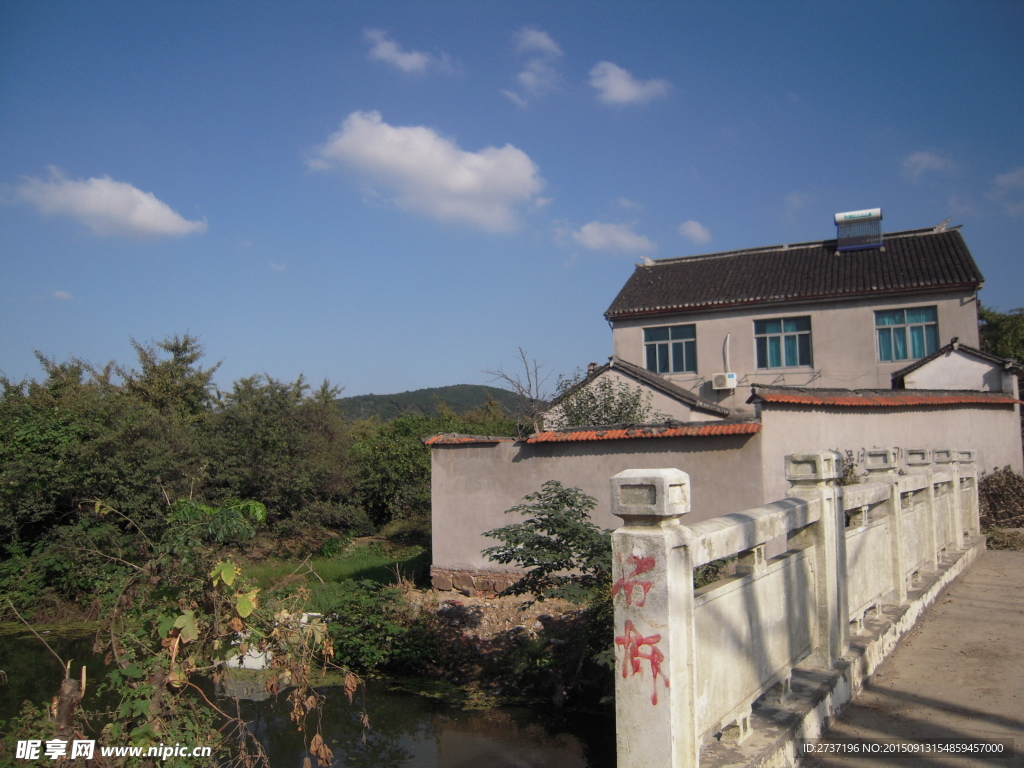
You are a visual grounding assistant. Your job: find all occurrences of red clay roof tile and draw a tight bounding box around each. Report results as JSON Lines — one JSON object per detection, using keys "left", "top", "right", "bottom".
{"left": 525, "top": 422, "right": 761, "bottom": 443}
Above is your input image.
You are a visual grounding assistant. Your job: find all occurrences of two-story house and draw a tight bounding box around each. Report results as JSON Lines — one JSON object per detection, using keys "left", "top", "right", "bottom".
{"left": 603, "top": 218, "right": 985, "bottom": 417}
{"left": 425, "top": 214, "right": 1021, "bottom": 593}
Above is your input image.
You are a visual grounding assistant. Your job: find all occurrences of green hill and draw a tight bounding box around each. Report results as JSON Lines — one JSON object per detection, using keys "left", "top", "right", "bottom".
{"left": 335, "top": 384, "right": 520, "bottom": 421}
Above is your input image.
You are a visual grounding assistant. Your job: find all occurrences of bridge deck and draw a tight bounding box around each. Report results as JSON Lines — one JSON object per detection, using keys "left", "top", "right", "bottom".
{"left": 805, "top": 548, "right": 1024, "bottom": 767}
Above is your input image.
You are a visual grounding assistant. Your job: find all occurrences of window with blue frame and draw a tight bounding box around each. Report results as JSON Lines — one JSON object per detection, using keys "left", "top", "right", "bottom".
{"left": 875, "top": 307, "right": 938, "bottom": 361}
{"left": 644, "top": 325, "right": 697, "bottom": 373}
{"left": 755, "top": 317, "right": 812, "bottom": 368}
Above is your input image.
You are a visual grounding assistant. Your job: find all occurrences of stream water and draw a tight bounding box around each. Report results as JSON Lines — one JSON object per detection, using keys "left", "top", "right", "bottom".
{"left": 0, "top": 629, "right": 615, "bottom": 767}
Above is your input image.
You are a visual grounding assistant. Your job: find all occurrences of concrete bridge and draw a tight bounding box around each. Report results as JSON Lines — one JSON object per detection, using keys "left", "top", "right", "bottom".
{"left": 609, "top": 448, "right": 1021, "bottom": 768}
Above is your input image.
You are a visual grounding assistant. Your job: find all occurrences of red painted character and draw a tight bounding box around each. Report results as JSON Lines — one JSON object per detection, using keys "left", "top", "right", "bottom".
{"left": 611, "top": 554, "right": 656, "bottom": 607}
{"left": 615, "top": 620, "right": 669, "bottom": 705}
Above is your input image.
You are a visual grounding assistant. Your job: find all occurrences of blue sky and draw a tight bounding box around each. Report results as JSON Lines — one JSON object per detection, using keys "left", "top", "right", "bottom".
{"left": 2, "top": 1, "right": 1022, "bottom": 398}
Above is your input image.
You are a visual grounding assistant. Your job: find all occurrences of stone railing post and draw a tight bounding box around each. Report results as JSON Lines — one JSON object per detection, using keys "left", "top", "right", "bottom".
{"left": 904, "top": 447, "right": 932, "bottom": 473}
{"left": 957, "top": 450, "right": 980, "bottom": 539}
{"left": 934, "top": 448, "right": 960, "bottom": 559}
{"left": 785, "top": 451, "right": 848, "bottom": 668}
{"left": 611, "top": 469, "right": 697, "bottom": 768}
{"left": 863, "top": 447, "right": 899, "bottom": 477}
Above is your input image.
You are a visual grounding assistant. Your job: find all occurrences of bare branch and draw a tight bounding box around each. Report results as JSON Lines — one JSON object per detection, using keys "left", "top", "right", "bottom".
{"left": 485, "top": 347, "right": 551, "bottom": 435}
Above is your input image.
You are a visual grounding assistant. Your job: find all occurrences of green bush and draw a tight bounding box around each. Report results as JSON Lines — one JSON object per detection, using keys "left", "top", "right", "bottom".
{"left": 318, "top": 581, "right": 409, "bottom": 672}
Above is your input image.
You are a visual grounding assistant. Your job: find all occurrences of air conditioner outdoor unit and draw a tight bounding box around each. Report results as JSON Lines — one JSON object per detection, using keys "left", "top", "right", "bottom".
{"left": 712, "top": 372, "right": 738, "bottom": 390}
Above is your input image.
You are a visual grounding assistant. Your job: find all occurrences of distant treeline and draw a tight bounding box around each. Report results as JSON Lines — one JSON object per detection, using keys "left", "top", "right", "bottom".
{"left": 335, "top": 384, "right": 522, "bottom": 421}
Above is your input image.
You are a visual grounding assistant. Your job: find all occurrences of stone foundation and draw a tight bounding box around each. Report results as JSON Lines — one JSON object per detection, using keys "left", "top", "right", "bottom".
{"left": 429, "top": 566, "right": 523, "bottom": 595}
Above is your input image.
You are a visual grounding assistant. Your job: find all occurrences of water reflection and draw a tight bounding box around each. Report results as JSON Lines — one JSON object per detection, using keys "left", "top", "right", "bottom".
{"left": 0, "top": 633, "right": 613, "bottom": 768}
{"left": 235, "top": 680, "right": 612, "bottom": 768}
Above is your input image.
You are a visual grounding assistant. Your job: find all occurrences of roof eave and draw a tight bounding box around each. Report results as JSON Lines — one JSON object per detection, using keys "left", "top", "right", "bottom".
{"left": 606, "top": 281, "right": 984, "bottom": 322}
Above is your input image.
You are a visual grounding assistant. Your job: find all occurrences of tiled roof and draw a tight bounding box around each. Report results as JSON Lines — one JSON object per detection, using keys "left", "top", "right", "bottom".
{"left": 890, "top": 337, "right": 1023, "bottom": 384}
{"left": 748, "top": 385, "right": 1019, "bottom": 408}
{"left": 526, "top": 421, "right": 761, "bottom": 443}
{"left": 605, "top": 226, "right": 984, "bottom": 320}
{"left": 422, "top": 434, "right": 515, "bottom": 446}
{"left": 547, "top": 356, "right": 729, "bottom": 418}
{"left": 424, "top": 421, "right": 761, "bottom": 446}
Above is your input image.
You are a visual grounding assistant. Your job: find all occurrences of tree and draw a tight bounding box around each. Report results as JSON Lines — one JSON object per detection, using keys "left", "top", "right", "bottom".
{"left": 205, "top": 375, "right": 356, "bottom": 525}
{"left": 546, "top": 369, "right": 668, "bottom": 429}
{"left": 979, "top": 305, "right": 1024, "bottom": 364}
{"left": 482, "top": 481, "right": 611, "bottom": 604}
{"left": 116, "top": 333, "right": 219, "bottom": 422}
{"left": 351, "top": 404, "right": 516, "bottom": 529}
{"left": 979, "top": 305, "right": 1024, "bottom": 447}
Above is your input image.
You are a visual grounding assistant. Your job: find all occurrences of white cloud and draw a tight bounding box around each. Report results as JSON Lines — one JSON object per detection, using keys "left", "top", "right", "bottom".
{"left": 505, "top": 27, "right": 562, "bottom": 105}
{"left": 589, "top": 62, "right": 669, "bottom": 105}
{"left": 501, "top": 89, "right": 529, "bottom": 108}
{"left": 784, "top": 190, "right": 813, "bottom": 219}
{"left": 309, "top": 111, "right": 544, "bottom": 232}
{"left": 572, "top": 221, "right": 655, "bottom": 253}
{"left": 678, "top": 220, "right": 711, "bottom": 245}
{"left": 993, "top": 166, "right": 1024, "bottom": 190}
{"left": 365, "top": 29, "right": 449, "bottom": 73}
{"left": 17, "top": 167, "right": 207, "bottom": 238}
{"left": 517, "top": 58, "right": 561, "bottom": 97}
{"left": 618, "top": 197, "right": 642, "bottom": 209}
{"left": 514, "top": 27, "right": 562, "bottom": 57}
{"left": 51, "top": 290, "right": 72, "bottom": 300}
{"left": 901, "top": 151, "right": 955, "bottom": 180}
{"left": 989, "top": 166, "right": 1024, "bottom": 217}
{"left": 1004, "top": 201, "right": 1024, "bottom": 217}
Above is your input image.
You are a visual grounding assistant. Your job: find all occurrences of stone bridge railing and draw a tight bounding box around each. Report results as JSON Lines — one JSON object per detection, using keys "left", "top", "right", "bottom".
{"left": 610, "top": 448, "right": 979, "bottom": 768}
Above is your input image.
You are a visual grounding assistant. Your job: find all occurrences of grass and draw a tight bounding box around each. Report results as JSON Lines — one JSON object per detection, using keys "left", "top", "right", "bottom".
{"left": 241, "top": 541, "right": 430, "bottom": 591}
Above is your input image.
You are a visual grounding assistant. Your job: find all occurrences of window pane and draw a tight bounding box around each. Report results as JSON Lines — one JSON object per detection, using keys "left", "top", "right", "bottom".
{"left": 924, "top": 324, "right": 939, "bottom": 355}
{"left": 671, "top": 342, "right": 684, "bottom": 372}
{"left": 878, "top": 329, "right": 893, "bottom": 361}
{"left": 684, "top": 340, "right": 697, "bottom": 372}
{"left": 893, "top": 328, "right": 907, "bottom": 360}
{"left": 768, "top": 336, "right": 781, "bottom": 368}
{"left": 657, "top": 344, "right": 669, "bottom": 372}
{"left": 906, "top": 306, "right": 937, "bottom": 324}
{"left": 784, "top": 334, "right": 798, "bottom": 366}
{"left": 646, "top": 346, "right": 657, "bottom": 371}
{"left": 756, "top": 337, "right": 768, "bottom": 368}
{"left": 783, "top": 317, "right": 810, "bottom": 333}
{"left": 670, "top": 325, "right": 695, "bottom": 340}
{"left": 756, "top": 319, "right": 782, "bottom": 335}
{"left": 645, "top": 327, "right": 669, "bottom": 342}
{"left": 910, "top": 326, "right": 925, "bottom": 359}
{"left": 875, "top": 310, "right": 904, "bottom": 327}
{"left": 798, "top": 333, "right": 812, "bottom": 366}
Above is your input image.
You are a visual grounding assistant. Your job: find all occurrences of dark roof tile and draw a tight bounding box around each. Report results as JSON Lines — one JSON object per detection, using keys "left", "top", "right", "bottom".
{"left": 606, "top": 227, "right": 984, "bottom": 319}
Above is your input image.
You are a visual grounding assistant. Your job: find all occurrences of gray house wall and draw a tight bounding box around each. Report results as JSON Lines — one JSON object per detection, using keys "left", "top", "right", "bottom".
{"left": 430, "top": 433, "right": 763, "bottom": 573}
{"left": 757, "top": 404, "right": 1023, "bottom": 503}
{"left": 611, "top": 289, "right": 981, "bottom": 417}
{"left": 429, "top": 400, "right": 1021, "bottom": 584}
